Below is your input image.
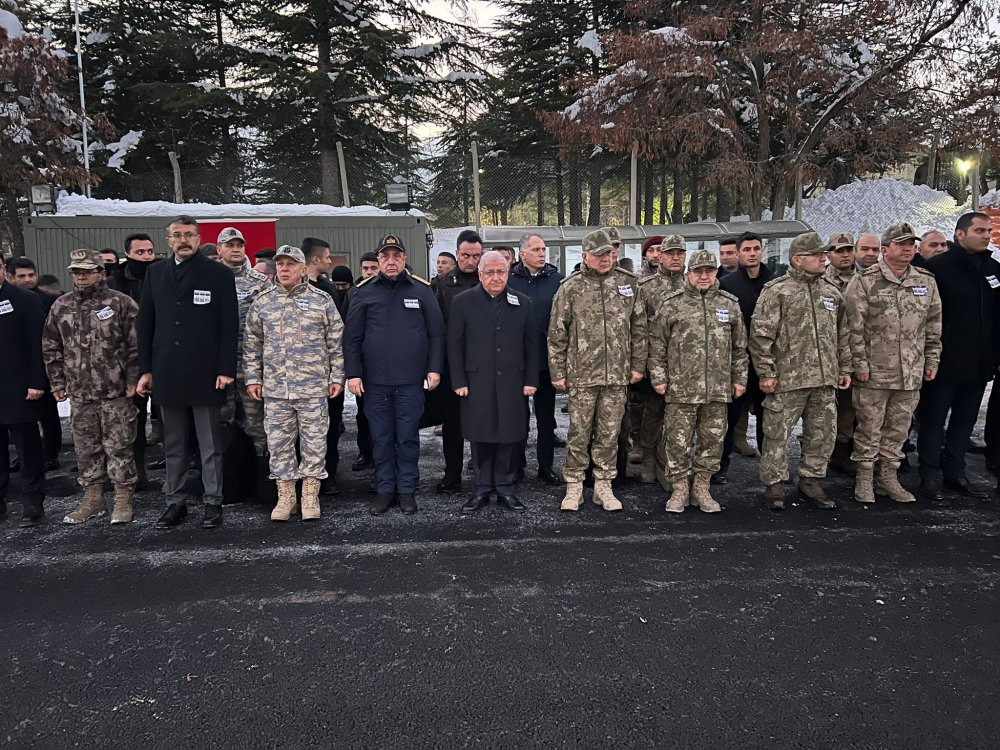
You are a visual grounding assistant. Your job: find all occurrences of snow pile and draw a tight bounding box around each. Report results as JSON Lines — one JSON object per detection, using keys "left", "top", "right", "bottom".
{"left": 104, "top": 130, "right": 143, "bottom": 169}
{"left": 56, "top": 193, "right": 425, "bottom": 218}
{"left": 981, "top": 189, "right": 1000, "bottom": 208}
{"left": 0, "top": 6, "right": 24, "bottom": 39}
{"left": 577, "top": 29, "right": 603, "bottom": 58}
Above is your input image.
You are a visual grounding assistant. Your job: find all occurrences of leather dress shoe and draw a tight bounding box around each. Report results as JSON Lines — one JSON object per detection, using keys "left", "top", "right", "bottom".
{"left": 462, "top": 493, "right": 491, "bottom": 513}
{"left": 44, "top": 457, "right": 60, "bottom": 472}
{"left": 537, "top": 467, "right": 561, "bottom": 485}
{"left": 497, "top": 494, "right": 525, "bottom": 511}
{"left": 156, "top": 503, "right": 188, "bottom": 529}
{"left": 369, "top": 493, "right": 395, "bottom": 515}
{"left": 710, "top": 467, "right": 728, "bottom": 485}
{"left": 435, "top": 477, "right": 461, "bottom": 494}
{"left": 201, "top": 504, "right": 223, "bottom": 528}
{"left": 943, "top": 477, "right": 990, "bottom": 499}
{"left": 552, "top": 435, "right": 567, "bottom": 447}
{"left": 398, "top": 493, "right": 418, "bottom": 514}
{"left": 351, "top": 455, "right": 372, "bottom": 471}
{"left": 919, "top": 478, "right": 945, "bottom": 501}
{"left": 320, "top": 479, "right": 339, "bottom": 496}
{"left": 19, "top": 504, "right": 45, "bottom": 528}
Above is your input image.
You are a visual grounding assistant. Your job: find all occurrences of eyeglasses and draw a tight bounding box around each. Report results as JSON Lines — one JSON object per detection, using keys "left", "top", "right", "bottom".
{"left": 168, "top": 232, "right": 199, "bottom": 241}
{"left": 690, "top": 268, "right": 715, "bottom": 276}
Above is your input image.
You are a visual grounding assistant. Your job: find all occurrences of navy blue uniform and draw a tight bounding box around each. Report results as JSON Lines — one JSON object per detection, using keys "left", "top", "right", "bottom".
{"left": 344, "top": 271, "right": 444, "bottom": 494}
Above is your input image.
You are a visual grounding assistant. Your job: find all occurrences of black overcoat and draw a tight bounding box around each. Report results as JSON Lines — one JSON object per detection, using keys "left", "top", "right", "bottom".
{"left": 137, "top": 252, "right": 238, "bottom": 407}
{"left": 447, "top": 285, "right": 539, "bottom": 444}
{"left": 0, "top": 280, "right": 48, "bottom": 424}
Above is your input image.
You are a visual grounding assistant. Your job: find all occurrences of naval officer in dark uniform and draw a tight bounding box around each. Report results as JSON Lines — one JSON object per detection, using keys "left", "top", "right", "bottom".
{"left": 343, "top": 235, "right": 445, "bottom": 515}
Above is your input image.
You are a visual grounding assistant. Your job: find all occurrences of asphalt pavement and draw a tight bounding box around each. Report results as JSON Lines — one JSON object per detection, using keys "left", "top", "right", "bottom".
{"left": 3, "top": 397, "right": 1000, "bottom": 747}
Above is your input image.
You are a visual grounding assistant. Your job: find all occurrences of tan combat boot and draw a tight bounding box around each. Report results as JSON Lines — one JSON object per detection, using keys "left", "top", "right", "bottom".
{"left": 875, "top": 462, "right": 916, "bottom": 503}
{"left": 560, "top": 482, "right": 583, "bottom": 511}
{"left": 301, "top": 477, "right": 322, "bottom": 521}
{"left": 63, "top": 484, "right": 107, "bottom": 524}
{"left": 271, "top": 479, "right": 298, "bottom": 521}
{"left": 592, "top": 479, "right": 623, "bottom": 511}
{"left": 854, "top": 462, "right": 875, "bottom": 504}
{"left": 691, "top": 472, "right": 722, "bottom": 513}
{"left": 733, "top": 407, "right": 758, "bottom": 456}
{"left": 665, "top": 479, "right": 689, "bottom": 513}
{"left": 765, "top": 483, "right": 785, "bottom": 511}
{"left": 110, "top": 485, "right": 134, "bottom": 524}
{"left": 798, "top": 477, "right": 835, "bottom": 509}
{"left": 639, "top": 457, "right": 656, "bottom": 484}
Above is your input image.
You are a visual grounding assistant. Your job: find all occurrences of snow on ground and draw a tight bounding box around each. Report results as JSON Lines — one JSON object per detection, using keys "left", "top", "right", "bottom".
{"left": 0, "top": 7, "right": 24, "bottom": 39}
{"left": 56, "top": 193, "right": 424, "bottom": 218}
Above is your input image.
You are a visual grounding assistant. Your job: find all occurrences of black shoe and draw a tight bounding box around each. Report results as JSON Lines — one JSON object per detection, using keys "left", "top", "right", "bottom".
{"left": 537, "top": 467, "right": 562, "bottom": 485}
{"left": 147, "top": 458, "right": 166, "bottom": 470}
{"left": 497, "top": 494, "right": 525, "bottom": 511}
{"left": 435, "top": 477, "right": 461, "bottom": 494}
{"left": 553, "top": 435, "right": 567, "bottom": 447}
{"left": 201, "top": 504, "right": 223, "bottom": 528}
{"left": 351, "top": 455, "right": 372, "bottom": 471}
{"left": 711, "top": 468, "right": 728, "bottom": 485}
{"left": 369, "top": 492, "right": 396, "bottom": 515}
{"left": 320, "top": 479, "right": 339, "bottom": 496}
{"left": 44, "top": 457, "right": 60, "bottom": 472}
{"left": 462, "top": 493, "right": 491, "bottom": 514}
{"left": 398, "top": 493, "right": 417, "bottom": 514}
{"left": 919, "top": 478, "right": 945, "bottom": 501}
{"left": 943, "top": 477, "right": 990, "bottom": 499}
{"left": 19, "top": 504, "right": 44, "bottom": 528}
{"left": 156, "top": 503, "right": 188, "bottom": 529}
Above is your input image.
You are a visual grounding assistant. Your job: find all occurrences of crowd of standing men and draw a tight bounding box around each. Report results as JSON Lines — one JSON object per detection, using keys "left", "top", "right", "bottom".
{"left": 0, "top": 210, "right": 997, "bottom": 529}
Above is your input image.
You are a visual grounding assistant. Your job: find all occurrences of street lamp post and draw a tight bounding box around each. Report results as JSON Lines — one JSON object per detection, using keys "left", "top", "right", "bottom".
{"left": 73, "top": 0, "right": 91, "bottom": 198}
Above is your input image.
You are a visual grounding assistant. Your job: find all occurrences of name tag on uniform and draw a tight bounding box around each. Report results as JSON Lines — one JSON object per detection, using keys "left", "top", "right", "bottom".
{"left": 912, "top": 286, "right": 928, "bottom": 296}
{"left": 404, "top": 298, "right": 420, "bottom": 309}
{"left": 618, "top": 285, "right": 634, "bottom": 297}
{"left": 988, "top": 275, "right": 1000, "bottom": 289}
{"left": 716, "top": 308, "right": 729, "bottom": 323}
{"left": 506, "top": 293, "right": 520, "bottom": 305}
{"left": 295, "top": 299, "right": 310, "bottom": 312}
{"left": 822, "top": 297, "right": 836, "bottom": 311}
{"left": 193, "top": 289, "right": 212, "bottom": 305}
{"left": 0, "top": 300, "right": 12, "bottom": 315}
{"left": 237, "top": 290, "right": 251, "bottom": 301}
{"left": 95, "top": 306, "right": 114, "bottom": 320}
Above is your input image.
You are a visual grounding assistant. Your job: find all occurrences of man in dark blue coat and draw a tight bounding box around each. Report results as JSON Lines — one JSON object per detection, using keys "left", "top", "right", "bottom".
{"left": 507, "top": 233, "right": 563, "bottom": 484}
{"left": 0, "top": 261, "right": 48, "bottom": 527}
{"left": 344, "top": 235, "right": 444, "bottom": 515}
{"left": 449, "top": 251, "right": 538, "bottom": 512}
{"left": 137, "top": 215, "right": 239, "bottom": 529}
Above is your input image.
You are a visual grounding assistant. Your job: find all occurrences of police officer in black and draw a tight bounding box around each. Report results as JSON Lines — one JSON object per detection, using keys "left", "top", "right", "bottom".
{"left": 344, "top": 235, "right": 445, "bottom": 515}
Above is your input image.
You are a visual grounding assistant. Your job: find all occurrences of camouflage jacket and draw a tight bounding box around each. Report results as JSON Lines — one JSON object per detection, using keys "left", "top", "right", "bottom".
{"left": 749, "top": 267, "right": 851, "bottom": 391}
{"left": 42, "top": 281, "right": 139, "bottom": 402}
{"left": 844, "top": 259, "right": 942, "bottom": 390}
{"left": 231, "top": 264, "right": 272, "bottom": 376}
{"left": 637, "top": 265, "right": 685, "bottom": 317}
{"left": 822, "top": 264, "right": 856, "bottom": 293}
{"left": 244, "top": 282, "right": 345, "bottom": 399}
{"left": 648, "top": 281, "right": 748, "bottom": 404}
{"left": 548, "top": 266, "right": 648, "bottom": 386}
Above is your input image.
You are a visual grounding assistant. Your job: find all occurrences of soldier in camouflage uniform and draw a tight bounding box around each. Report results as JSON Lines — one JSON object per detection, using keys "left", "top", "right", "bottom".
{"left": 42, "top": 250, "right": 140, "bottom": 524}
{"left": 244, "top": 246, "right": 344, "bottom": 522}
{"left": 649, "top": 250, "right": 748, "bottom": 513}
{"left": 750, "top": 232, "right": 852, "bottom": 510}
{"left": 823, "top": 232, "right": 859, "bottom": 475}
{"left": 845, "top": 221, "right": 941, "bottom": 504}
{"left": 636, "top": 234, "right": 687, "bottom": 484}
{"left": 549, "top": 229, "right": 647, "bottom": 512}
{"left": 217, "top": 227, "right": 272, "bottom": 463}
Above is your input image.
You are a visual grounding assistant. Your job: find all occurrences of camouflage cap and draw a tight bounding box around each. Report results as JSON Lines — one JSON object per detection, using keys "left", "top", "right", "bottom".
{"left": 661, "top": 234, "right": 686, "bottom": 251}
{"left": 881, "top": 221, "right": 918, "bottom": 245}
{"left": 582, "top": 229, "right": 614, "bottom": 256}
{"left": 274, "top": 245, "right": 305, "bottom": 264}
{"left": 789, "top": 232, "right": 826, "bottom": 256}
{"left": 376, "top": 234, "right": 406, "bottom": 254}
{"left": 687, "top": 249, "right": 717, "bottom": 270}
{"left": 826, "top": 232, "right": 855, "bottom": 250}
{"left": 602, "top": 226, "right": 622, "bottom": 246}
{"left": 66, "top": 248, "right": 103, "bottom": 271}
{"left": 217, "top": 227, "right": 245, "bottom": 244}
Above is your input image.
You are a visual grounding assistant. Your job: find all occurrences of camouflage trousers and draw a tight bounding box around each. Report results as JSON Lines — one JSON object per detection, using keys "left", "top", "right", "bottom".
{"left": 221, "top": 377, "right": 267, "bottom": 456}
{"left": 663, "top": 401, "right": 728, "bottom": 483}
{"left": 70, "top": 396, "right": 137, "bottom": 487}
{"left": 760, "top": 387, "right": 837, "bottom": 485}
{"left": 263, "top": 397, "right": 329, "bottom": 481}
{"left": 565, "top": 385, "right": 627, "bottom": 481}
{"left": 639, "top": 390, "right": 666, "bottom": 456}
{"left": 836, "top": 385, "right": 855, "bottom": 444}
{"left": 851, "top": 387, "right": 920, "bottom": 464}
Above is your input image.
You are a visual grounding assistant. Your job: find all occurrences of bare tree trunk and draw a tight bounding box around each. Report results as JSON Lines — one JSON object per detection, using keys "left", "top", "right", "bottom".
{"left": 714, "top": 185, "right": 731, "bottom": 221}
{"left": 586, "top": 160, "right": 602, "bottom": 225}
{"left": 658, "top": 160, "right": 667, "bottom": 224}
{"left": 688, "top": 163, "right": 700, "bottom": 222}
{"left": 642, "top": 161, "right": 654, "bottom": 224}
{"left": 555, "top": 158, "right": 565, "bottom": 226}
{"left": 536, "top": 172, "right": 544, "bottom": 225}
{"left": 671, "top": 163, "right": 683, "bottom": 224}
{"left": 568, "top": 163, "right": 583, "bottom": 225}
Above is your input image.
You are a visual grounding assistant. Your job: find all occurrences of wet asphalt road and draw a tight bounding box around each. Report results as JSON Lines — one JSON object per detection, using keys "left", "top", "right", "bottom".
{"left": 2, "top": 398, "right": 1000, "bottom": 747}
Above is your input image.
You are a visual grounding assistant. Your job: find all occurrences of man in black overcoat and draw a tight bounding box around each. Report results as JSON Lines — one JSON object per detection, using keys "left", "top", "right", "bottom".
{"left": 0, "top": 260, "right": 48, "bottom": 527}
{"left": 137, "top": 215, "right": 239, "bottom": 529}
{"left": 448, "top": 250, "right": 539, "bottom": 512}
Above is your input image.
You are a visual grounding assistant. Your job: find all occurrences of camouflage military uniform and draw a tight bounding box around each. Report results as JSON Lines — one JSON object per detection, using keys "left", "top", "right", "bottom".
{"left": 823, "top": 263, "right": 858, "bottom": 446}
{"left": 750, "top": 266, "right": 851, "bottom": 485}
{"left": 244, "top": 281, "right": 344, "bottom": 481}
{"left": 42, "top": 279, "right": 139, "bottom": 487}
{"left": 548, "top": 255, "right": 647, "bottom": 483}
{"left": 221, "top": 264, "right": 272, "bottom": 455}
{"left": 845, "top": 258, "right": 941, "bottom": 464}
{"left": 648, "top": 279, "right": 747, "bottom": 484}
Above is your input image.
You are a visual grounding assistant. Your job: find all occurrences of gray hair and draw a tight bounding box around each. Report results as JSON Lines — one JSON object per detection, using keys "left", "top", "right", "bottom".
{"left": 519, "top": 233, "right": 544, "bottom": 252}
{"left": 478, "top": 250, "right": 509, "bottom": 272}
{"left": 921, "top": 229, "right": 946, "bottom": 240}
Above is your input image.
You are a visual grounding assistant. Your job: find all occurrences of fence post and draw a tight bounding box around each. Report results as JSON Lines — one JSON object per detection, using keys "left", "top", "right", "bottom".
{"left": 629, "top": 142, "right": 638, "bottom": 225}
{"left": 971, "top": 158, "right": 980, "bottom": 211}
{"left": 336, "top": 142, "right": 351, "bottom": 208}
{"left": 471, "top": 140, "right": 482, "bottom": 232}
{"left": 167, "top": 150, "right": 184, "bottom": 203}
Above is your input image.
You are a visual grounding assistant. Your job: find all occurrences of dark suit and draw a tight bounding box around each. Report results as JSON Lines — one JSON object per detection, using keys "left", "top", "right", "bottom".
{"left": 0, "top": 281, "right": 47, "bottom": 509}
{"left": 137, "top": 252, "right": 239, "bottom": 506}
{"left": 448, "top": 285, "right": 538, "bottom": 495}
